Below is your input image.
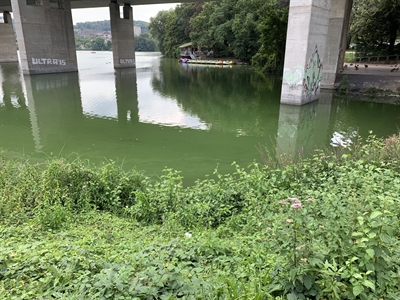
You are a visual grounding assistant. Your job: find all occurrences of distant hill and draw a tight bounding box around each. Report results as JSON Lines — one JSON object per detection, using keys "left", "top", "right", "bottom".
{"left": 74, "top": 20, "right": 149, "bottom": 34}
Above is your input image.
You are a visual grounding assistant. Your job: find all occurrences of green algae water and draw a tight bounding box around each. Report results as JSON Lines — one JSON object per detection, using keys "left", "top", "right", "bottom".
{"left": 1, "top": 52, "right": 399, "bottom": 184}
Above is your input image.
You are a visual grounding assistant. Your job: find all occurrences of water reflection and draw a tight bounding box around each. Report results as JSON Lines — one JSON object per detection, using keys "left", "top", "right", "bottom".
{"left": 0, "top": 62, "right": 26, "bottom": 108}
{"left": 151, "top": 59, "right": 281, "bottom": 136}
{"left": 24, "top": 72, "right": 82, "bottom": 151}
{"left": 276, "top": 91, "right": 332, "bottom": 159}
{"left": 115, "top": 68, "right": 139, "bottom": 125}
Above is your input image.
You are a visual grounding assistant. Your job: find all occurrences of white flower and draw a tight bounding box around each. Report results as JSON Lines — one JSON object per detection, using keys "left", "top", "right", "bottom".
{"left": 184, "top": 232, "right": 192, "bottom": 238}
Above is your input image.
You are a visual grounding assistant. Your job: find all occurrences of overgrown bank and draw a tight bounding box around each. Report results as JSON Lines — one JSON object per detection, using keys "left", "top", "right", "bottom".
{"left": 1, "top": 134, "right": 400, "bottom": 299}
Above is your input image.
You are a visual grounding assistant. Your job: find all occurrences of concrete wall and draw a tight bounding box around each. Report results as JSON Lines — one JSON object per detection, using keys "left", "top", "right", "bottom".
{"left": 0, "top": 11, "right": 18, "bottom": 62}
{"left": 11, "top": 0, "right": 78, "bottom": 74}
{"left": 110, "top": 2, "right": 136, "bottom": 69}
{"left": 281, "top": 0, "right": 330, "bottom": 105}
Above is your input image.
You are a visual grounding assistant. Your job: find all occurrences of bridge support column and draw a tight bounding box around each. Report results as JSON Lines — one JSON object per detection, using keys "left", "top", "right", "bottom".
{"left": 109, "top": 1, "right": 136, "bottom": 69}
{"left": 321, "top": 0, "right": 353, "bottom": 88}
{"left": 0, "top": 12, "right": 18, "bottom": 62}
{"left": 10, "top": 0, "right": 77, "bottom": 74}
{"left": 281, "top": 0, "right": 330, "bottom": 105}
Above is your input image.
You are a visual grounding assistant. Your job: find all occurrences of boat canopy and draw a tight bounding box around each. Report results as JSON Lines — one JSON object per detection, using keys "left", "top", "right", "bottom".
{"left": 179, "top": 42, "right": 192, "bottom": 48}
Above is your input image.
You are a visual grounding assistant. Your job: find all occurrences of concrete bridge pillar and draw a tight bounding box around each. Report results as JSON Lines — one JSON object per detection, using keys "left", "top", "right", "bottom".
{"left": 0, "top": 11, "right": 18, "bottom": 62}
{"left": 321, "top": 0, "right": 353, "bottom": 88}
{"left": 281, "top": 0, "right": 331, "bottom": 105}
{"left": 109, "top": 1, "right": 136, "bottom": 69}
{"left": 10, "top": 0, "right": 77, "bottom": 74}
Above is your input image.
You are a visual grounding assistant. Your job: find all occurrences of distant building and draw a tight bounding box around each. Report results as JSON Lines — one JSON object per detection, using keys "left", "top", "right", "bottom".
{"left": 134, "top": 25, "right": 141, "bottom": 36}
{"left": 101, "top": 31, "right": 111, "bottom": 41}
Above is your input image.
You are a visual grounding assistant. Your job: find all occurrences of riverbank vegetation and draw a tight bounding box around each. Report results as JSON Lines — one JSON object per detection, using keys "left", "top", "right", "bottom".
{"left": 1, "top": 133, "right": 399, "bottom": 299}
{"left": 149, "top": 0, "right": 289, "bottom": 73}
{"left": 148, "top": 0, "right": 400, "bottom": 73}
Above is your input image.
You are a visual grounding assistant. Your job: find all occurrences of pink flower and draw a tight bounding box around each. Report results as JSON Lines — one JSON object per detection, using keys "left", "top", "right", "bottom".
{"left": 291, "top": 203, "right": 302, "bottom": 209}
{"left": 279, "top": 200, "right": 287, "bottom": 205}
{"left": 288, "top": 197, "right": 300, "bottom": 203}
{"left": 306, "top": 198, "right": 315, "bottom": 202}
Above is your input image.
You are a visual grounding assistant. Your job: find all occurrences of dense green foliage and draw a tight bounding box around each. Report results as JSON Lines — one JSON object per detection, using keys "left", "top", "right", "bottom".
{"left": 75, "top": 35, "right": 112, "bottom": 51}
{"left": 74, "top": 20, "right": 150, "bottom": 34}
{"left": 149, "top": 0, "right": 289, "bottom": 73}
{"left": 350, "top": 0, "right": 400, "bottom": 56}
{"left": 134, "top": 33, "right": 157, "bottom": 52}
{"left": 1, "top": 133, "right": 399, "bottom": 299}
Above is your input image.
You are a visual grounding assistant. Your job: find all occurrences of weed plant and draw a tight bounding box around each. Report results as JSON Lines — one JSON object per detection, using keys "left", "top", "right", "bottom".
{"left": 0, "top": 134, "right": 399, "bottom": 299}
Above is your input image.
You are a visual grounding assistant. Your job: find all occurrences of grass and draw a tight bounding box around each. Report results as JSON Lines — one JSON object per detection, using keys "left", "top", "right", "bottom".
{"left": 344, "top": 50, "right": 356, "bottom": 63}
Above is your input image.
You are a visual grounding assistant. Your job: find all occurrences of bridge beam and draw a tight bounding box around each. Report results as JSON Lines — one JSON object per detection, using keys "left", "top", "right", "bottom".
{"left": 10, "top": 0, "right": 78, "bottom": 74}
{"left": 0, "top": 11, "right": 18, "bottom": 62}
{"left": 281, "top": 0, "right": 331, "bottom": 105}
{"left": 109, "top": 1, "right": 136, "bottom": 69}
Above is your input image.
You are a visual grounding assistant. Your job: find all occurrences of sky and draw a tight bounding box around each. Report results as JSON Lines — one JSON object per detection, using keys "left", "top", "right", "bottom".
{"left": 71, "top": 4, "right": 178, "bottom": 24}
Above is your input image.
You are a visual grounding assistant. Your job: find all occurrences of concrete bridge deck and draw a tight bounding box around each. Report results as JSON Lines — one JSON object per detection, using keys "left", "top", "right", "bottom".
{"left": 0, "top": 0, "right": 196, "bottom": 11}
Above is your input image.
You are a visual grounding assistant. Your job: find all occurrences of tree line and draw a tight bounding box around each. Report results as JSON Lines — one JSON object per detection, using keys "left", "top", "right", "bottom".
{"left": 148, "top": 0, "right": 400, "bottom": 73}
{"left": 148, "top": 0, "right": 289, "bottom": 73}
{"left": 73, "top": 20, "right": 157, "bottom": 52}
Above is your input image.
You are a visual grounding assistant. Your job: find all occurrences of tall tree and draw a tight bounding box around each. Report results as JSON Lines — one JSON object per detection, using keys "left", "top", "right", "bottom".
{"left": 351, "top": 0, "right": 400, "bottom": 55}
{"left": 134, "top": 33, "right": 157, "bottom": 51}
{"left": 252, "top": 0, "right": 289, "bottom": 73}
{"left": 149, "top": 10, "right": 170, "bottom": 54}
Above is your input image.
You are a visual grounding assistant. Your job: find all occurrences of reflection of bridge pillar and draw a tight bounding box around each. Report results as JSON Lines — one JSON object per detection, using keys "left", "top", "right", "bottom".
{"left": 281, "top": 0, "right": 330, "bottom": 105}
{"left": 0, "top": 12, "right": 18, "bottom": 62}
{"left": 321, "top": 0, "right": 353, "bottom": 88}
{"left": 1, "top": 63, "right": 26, "bottom": 108}
{"left": 115, "top": 68, "right": 138, "bottom": 124}
{"left": 109, "top": 1, "right": 136, "bottom": 69}
{"left": 277, "top": 92, "right": 333, "bottom": 159}
{"left": 10, "top": 0, "right": 77, "bottom": 74}
{"left": 23, "top": 72, "right": 82, "bottom": 151}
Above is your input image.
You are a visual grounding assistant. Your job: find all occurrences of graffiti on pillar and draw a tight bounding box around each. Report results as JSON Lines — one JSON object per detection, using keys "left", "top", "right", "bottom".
{"left": 32, "top": 58, "right": 66, "bottom": 66}
{"left": 283, "top": 64, "right": 303, "bottom": 87}
{"left": 120, "top": 59, "right": 135, "bottom": 64}
{"left": 303, "top": 46, "right": 323, "bottom": 96}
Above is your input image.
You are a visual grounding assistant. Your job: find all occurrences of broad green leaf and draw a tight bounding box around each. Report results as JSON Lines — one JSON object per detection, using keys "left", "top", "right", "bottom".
{"left": 370, "top": 211, "right": 382, "bottom": 219}
{"left": 353, "top": 284, "right": 363, "bottom": 296}
{"left": 303, "top": 274, "right": 314, "bottom": 290}
{"left": 289, "top": 268, "right": 297, "bottom": 281}
{"left": 362, "top": 279, "right": 375, "bottom": 291}
{"left": 366, "top": 248, "right": 375, "bottom": 258}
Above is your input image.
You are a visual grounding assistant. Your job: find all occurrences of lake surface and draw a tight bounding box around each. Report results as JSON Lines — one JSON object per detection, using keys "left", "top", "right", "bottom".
{"left": 1, "top": 51, "right": 399, "bottom": 184}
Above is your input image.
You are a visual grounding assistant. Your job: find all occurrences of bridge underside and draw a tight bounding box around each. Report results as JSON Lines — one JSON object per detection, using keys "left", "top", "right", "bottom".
{"left": 0, "top": 0, "right": 353, "bottom": 105}
{"left": 0, "top": 0, "right": 196, "bottom": 11}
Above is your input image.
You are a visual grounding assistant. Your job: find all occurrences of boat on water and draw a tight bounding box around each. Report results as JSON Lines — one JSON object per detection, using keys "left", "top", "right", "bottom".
{"left": 178, "top": 58, "right": 235, "bottom": 65}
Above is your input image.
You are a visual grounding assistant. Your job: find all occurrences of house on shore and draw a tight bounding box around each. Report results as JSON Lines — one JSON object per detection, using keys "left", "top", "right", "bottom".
{"left": 179, "top": 42, "right": 194, "bottom": 58}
